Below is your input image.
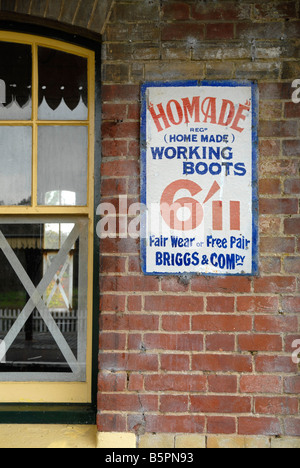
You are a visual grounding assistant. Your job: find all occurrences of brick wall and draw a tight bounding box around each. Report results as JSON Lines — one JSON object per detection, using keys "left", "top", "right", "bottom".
{"left": 99, "top": 0, "right": 300, "bottom": 445}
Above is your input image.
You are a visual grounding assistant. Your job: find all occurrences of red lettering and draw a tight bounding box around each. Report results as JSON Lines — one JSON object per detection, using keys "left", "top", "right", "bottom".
{"left": 182, "top": 96, "right": 200, "bottom": 124}
{"left": 201, "top": 97, "right": 217, "bottom": 124}
{"left": 149, "top": 102, "right": 170, "bottom": 132}
{"left": 218, "top": 99, "right": 235, "bottom": 127}
{"left": 166, "top": 100, "right": 184, "bottom": 126}
{"left": 231, "top": 104, "right": 250, "bottom": 133}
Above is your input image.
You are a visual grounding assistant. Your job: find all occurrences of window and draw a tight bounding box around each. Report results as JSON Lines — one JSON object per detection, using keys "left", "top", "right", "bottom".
{"left": 0, "top": 31, "right": 98, "bottom": 411}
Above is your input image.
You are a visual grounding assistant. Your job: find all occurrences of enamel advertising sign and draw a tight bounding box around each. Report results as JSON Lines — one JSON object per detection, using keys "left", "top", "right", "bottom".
{"left": 141, "top": 81, "right": 259, "bottom": 276}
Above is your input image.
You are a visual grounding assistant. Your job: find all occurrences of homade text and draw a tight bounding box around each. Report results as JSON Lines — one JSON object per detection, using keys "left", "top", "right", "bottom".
{"left": 149, "top": 95, "right": 251, "bottom": 133}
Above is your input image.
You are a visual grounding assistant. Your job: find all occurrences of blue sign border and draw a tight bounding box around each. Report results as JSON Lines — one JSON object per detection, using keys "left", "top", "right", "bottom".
{"left": 140, "top": 80, "right": 259, "bottom": 276}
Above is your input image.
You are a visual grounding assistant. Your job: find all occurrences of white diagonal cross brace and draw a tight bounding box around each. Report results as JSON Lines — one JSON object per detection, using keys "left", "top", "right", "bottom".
{"left": 0, "top": 222, "right": 85, "bottom": 373}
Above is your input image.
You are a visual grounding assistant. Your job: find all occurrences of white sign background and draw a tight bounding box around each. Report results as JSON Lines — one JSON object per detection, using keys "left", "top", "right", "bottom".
{"left": 141, "top": 81, "right": 258, "bottom": 276}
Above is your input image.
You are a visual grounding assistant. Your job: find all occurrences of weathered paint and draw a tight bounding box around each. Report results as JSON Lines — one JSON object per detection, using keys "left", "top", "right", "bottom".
{"left": 141, "top": 80, "right": 259, "bottom": 276}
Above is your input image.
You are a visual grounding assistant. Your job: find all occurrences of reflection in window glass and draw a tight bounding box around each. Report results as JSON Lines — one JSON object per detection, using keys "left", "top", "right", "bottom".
{"left": 38, "top": 47, "right": 88, "bottom": 121}
{"left": 0, "top": 42, "right": 32, "bottom": 120}
{"left": 0, "top": 127, "right": 32, "bottom": 206}
{"left": 37, "top": 126, "right": 88, "bottom": 206}
{"left": 0, "top": 220, "right": 88, "bottom": 381}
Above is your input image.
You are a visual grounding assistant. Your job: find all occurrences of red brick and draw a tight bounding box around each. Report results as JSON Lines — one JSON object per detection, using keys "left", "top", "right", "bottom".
{"left": 160, "top": 354, "right": 190, "bottom": 372}
{"left": 259, "top": 217, "right": 281, "bottom": 236}
{"left": 162, "top": 2, "right": 190, "bottom": 20}
{"left": 102, "top": 139, "right": 128, "bottom": 158}
{"left": 206, "top": 23, "right": 234, "bottom": 40}
{"left": 101, "top": 178, "right": 127, "bottom": 197}
{"left": 162, "top": 23, "right": 204, "bottom": 41}
{"left": 135, "top": 415, "right": 205, "bottom": 434}
{"left": 260, "top": 237, "right": 295, "bottom": 254}
{"left": 237, "top": 296, "right": 279, "bottom": 313}
{"left": 102, "top": 84, "right": 140, "bottom": 102}
{"left": 255, "top": 397, "right": 298, "bottom": 415}
{"left": 102, "top": 103, "right": 128, "bottom": 120}
{"left": 259, "top": 121, "right": 298, "bottom": 138}
{"left": 127, "top": 177, "right": 140, "bottom": 196}
{"left": 238, "top": 334, "right": 282, "bottom": 352}
{"left": 284, "top": 334, "right": 300, "bottom": 353}
{"left": 255, "top": 355, "right": 297, "bottom": 373}
{"left": 192, "top": 315, "right": 252, "bottom": 332}
{"left": 102, "top": 121, "right": 139, "bottom": 139}
{"left": 98, "top": 372, "right": 127, "bottom": 392}
{"left": 162, "top": 315, "right": 190, "bottom": 331}
{"left": 101, "top": 160, "right": 139, "bottom": 178}
{"left": 143, "top": 333, "right": 204, "bottom": 352}
{"left": 145, "top": 295, "right": 203, "bottom": 312}
{"left": 207, "top": 417, "right": 236, "bottom": 434}
{"left": 191, "top": 276, "right": 251, "bottom": 293}
{"left": 260, "top": 257, "right": 281, "bottom": 274}
{"left": 254, "top": 276, "right": 296, "bottom": 294}
{"left": 101, "top": 256, "right": 126, "bottom": 274}
{"left": 100, "top": 332, "right": 127, "bottom": 351}
{"left": 144, "top": 374, "right": 206, "bottom": 392}
{"left": 259, "top": 179, "right": 281, "bottom": 195}
{"left": 127, "top": 333, "right": 142, "bottom": 350}
{"left": 100, "top": 295, "right": 126, "bottom": 313}
{"left": 161, "top": 277, "right": 190, "bottom": 293}
{"left": 100, "top": 313, "right": 159, "bottom": 331}
{"left": 240, "top": 375, "right": 282, "bottom": 394}
{"left": 206, "top": 334, "right": 235, "bottom": 352}
{"left": 260, "top": 159, "right": 298, "bottom": 177}
{"left": 98, "top": 393, "right": 158, "bottom": 412}
{"left": 190, "top": 395, "right": 251, "bottom": 414}
{"left": 285, "top": 101, "right": 300, "bottom": 118}
{"left": 128, "top": 141, "right": 140, "bottom": 159}
{"left": 101, "top": 238, "right": 139, "bottom": 255}
{"left": 99, "top": 353, "right": 159, "bottom": 372}
{"left": 282, "top": 296, "right": 300, "bottom": 314}
{"left": 101, "top": 276, "right": 159, "bottom": 292}
{"left": 127, "top": 103, "right": 139, "bottom": 119}
{"left": 284, "top": 217, "right": 300, "bottom": 235}
{"left": 191, "top": 2, "right": 250, "bottom": 20}
{"left": 255, "top": 315, "right": 298, "bottom": 333}
{"left": 127, "top": 295, "right": 142, "bottom": 312}
{"left": 192, "top": 354, "right": 252, "bottom": 373}
{"left": 128, "top": 256, "right": 142, "bottom": 273}
{"left": 259, "top": 83, "right": 291, "bottom": 100}
{"left": 206, "top": 296, "right": 235, "bottom": 313}
{"left": 97, "top": 413, "right": 126, "bottom": 432}
{"left": 239, "top": 417, "right": 282, "bottom": 436}
{"left": 207, "top": 375, "right": 237, "bottom": 393}
{"left": 284, "top": 376, "right": 300, "bottom": 394}
{"left": 160, "top": 395, "right": 189, "bottom": 413}
{"left": 283, "top": 139, "right": 300, "bottom": 157}
{"left": 260, "top": 198, "right": 298, "bottom": 215}
{"left": 285, "top": 179, "right": 300, "bottom": 194}
{"left": 259, "top": 140, "right": 280, "bottom": 158}
{"left": 127, "top": 373, "right": 144, "bottom": 392}
{"left": 284, "top": 418, "right": 300, "bottom": 437}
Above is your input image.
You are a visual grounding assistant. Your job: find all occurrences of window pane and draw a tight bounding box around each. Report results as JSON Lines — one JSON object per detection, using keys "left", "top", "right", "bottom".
{"left": 0, "top": 219, "right": 88, "bottom": 382}
{"left": 0, "top": 42, "right": 32, "bottom": 120}
{"left": 38, "top": 47, "right": 88, "bottom": 121}
{"left": 0, "top": 127, "right": 32, "bottom": 206}
{"left": 37, "top": 126, "right": 88, "bottom": 206}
